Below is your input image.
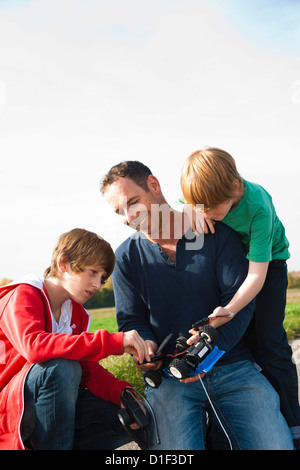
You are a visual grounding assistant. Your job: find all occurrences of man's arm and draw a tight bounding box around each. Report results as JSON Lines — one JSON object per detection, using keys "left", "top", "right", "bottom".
{"left": 112, "top": 253, "right": 157, "bottom": 345}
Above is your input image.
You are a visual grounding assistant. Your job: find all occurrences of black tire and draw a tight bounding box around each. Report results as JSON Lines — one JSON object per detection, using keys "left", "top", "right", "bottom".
{"left": 175, "top": 336, "right": 188, "bottom": 353}
{"left": 200, "top": 324, "right": 219, "bottom": 344}
{"left": 144, "top": 370, "right": 162, "bottom": 388}
{"left": 118, "top": 408, "right": 132, "bottom": 427}
{"left": 168, "top": 358, "right": 190, "bottom": 380}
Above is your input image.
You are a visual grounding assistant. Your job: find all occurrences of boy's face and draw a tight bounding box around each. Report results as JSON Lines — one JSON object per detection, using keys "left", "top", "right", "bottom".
{"left": 64, "top": 264, "right": 107, "bottom": 304}
{"left": 204, "top": 200, "right": 233, "bottom": 221}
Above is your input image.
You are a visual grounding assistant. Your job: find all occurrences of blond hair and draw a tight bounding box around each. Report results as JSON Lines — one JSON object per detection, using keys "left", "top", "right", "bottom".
{"left": 180, "top": 148, "right": 243, "bottom": 211}
{"left": 44, "top": 228, "right": 115, "bottom": 279}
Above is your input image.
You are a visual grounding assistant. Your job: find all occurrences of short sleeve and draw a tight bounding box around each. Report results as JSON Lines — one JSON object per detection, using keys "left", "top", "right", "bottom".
{"left": 247, "top": 207, "right": 273, "bottom": 262}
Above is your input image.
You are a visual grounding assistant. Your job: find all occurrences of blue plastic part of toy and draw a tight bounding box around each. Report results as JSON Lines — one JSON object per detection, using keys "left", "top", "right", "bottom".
{"left": 194, "top": 346, "right": 225, "bottom": 374}
{"left": 163, "top": 346, "right": 225, "bottom": 380}
{"left": 162, "top": 367, "right": 171, "bottom": 378}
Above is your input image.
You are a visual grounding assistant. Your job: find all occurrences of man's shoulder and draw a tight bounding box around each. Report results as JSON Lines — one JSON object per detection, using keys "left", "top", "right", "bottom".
{"left": 214, "top": 221, "right": 238, "bottom": 239}
{"left": 115, "top": 233, "right": 147, "bottom": 259}
{"left": 212, "top": 222, "right": 244, "bottom": 252}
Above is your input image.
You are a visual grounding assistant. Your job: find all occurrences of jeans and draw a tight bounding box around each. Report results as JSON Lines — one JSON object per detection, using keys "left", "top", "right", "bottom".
{"left": 245, "top": 260, "right": 300, "bottom": 439}
{"left": 21, "top": 358, "right": 131, "bottom": 450}
{"left": 145, "top": 360, "right": 294, "bottom": 450}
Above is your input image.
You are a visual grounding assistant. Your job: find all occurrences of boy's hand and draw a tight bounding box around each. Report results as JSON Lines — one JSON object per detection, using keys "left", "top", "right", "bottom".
{"left": 204, "top": 218, "right": 215, "bottom": 234}
{"left": 183, "top": 205, "right": 215, "bottom": 235}
{"left": 133, "top": 340, "right": 163, "bottom": 371}
{"left": 123, "top": 330, "right": 150, "bottom": 364}
{"left": 208, "top": 307, "right": 234, "bottom": 328}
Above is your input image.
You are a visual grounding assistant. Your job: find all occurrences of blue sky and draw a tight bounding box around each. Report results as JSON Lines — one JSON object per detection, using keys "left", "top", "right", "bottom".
{"left": 0, "top": 0, "right": 299, "bottom": 278}
{"left": 218, "top": 0, "right": 300, "bottom": 54}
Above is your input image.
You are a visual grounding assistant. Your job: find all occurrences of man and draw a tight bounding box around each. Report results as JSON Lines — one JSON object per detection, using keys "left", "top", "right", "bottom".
{"left": 100, "top": 160, "right": 294, "bottom": 450}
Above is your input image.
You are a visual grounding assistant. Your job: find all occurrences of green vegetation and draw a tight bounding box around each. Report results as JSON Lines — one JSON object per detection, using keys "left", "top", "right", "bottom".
{"left": 89, "top": 315, "right": 117, "bottom": 333}
{"left": 288, "top": 272, "right": 300, "bottom": 289}
{"left": 100, "top": 354, "right": 145, "bottom": 394}
{"left": 89, "top": 302, "right": 300, "bottom": 340}
{"left": 284, "top": 303, "right": 300, "bottom": 340}
{"left": 88, "top": 313, "right": 144, "bottom": 393}
{"left": 84, "top": 287, "right": 115, "bottom": 309}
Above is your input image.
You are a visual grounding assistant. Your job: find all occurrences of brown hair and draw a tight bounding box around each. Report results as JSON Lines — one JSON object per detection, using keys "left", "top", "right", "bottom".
{"left": 100, "top": 161, "right": 152, "bottom": 194}
{"left": 180, "top": 147, "right": 243, "bottom": 211}
{"left": 44, "top": 228, "right": 115, "bottom": 279}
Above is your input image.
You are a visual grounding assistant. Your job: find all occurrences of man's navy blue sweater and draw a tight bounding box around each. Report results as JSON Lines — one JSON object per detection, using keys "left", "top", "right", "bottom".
{"left": 113, "top": 222, "right": 254, "bottom": 365}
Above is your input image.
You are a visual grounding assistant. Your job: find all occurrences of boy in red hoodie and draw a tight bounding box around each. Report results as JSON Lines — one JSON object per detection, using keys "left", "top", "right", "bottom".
{"left": 0, "top": 228, "right": 149, "bottom": 450}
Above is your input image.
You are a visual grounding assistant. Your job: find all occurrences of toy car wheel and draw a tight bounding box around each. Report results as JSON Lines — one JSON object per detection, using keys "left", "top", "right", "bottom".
{"left": 175, "top": 336, "right": 188, "bottom": 353}
{"left": 144, "top": 370, "right": 162, "bottom": 388}
{"left": 200, "top": 324, "right": 219, "bottom": 344}
{"left": 118, "top": 408, "right": 132, "bottom": 427}
{"left": 168, "top": 358, "right": 190, "bottom": 380}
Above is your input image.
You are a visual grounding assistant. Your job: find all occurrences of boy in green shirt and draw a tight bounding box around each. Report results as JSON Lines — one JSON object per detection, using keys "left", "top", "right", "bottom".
{"left": 181, "top": 147, "right": 300, "bottom": 447}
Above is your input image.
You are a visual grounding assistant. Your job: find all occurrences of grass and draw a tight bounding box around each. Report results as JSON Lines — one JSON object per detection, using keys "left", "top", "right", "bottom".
{"left": 88, "top": 312, "right": 144, "bottom": 393}
{"left": 89, "top": 316, "right": 117, "bottom": 333}
{"left": 88, "top": 296, "right": 300, "bottom": 393}
{"left": 284, "top": 303, "right": 300, "bottom": 339}
{"left": 89, "top": 299, "right": 300, "bottom": 340}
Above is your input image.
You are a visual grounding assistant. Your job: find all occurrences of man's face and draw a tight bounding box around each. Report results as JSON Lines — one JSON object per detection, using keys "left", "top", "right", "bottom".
{"left": 104, "top": 176, "right": 162, "bottom": 237}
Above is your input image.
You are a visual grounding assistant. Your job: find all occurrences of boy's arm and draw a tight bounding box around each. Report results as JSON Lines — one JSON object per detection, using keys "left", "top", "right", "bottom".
{"left": 80, "top": 360, "right": 132, "bottom": 406}
{"left": 209, "top": 201, "right": 274, "bottom": 327}
{"left": 187, "top": 225, "right": 256, "bottom": 370}
{"left": 209, "top": 260, "right": 269, "bottom": 328}
{"left": 204, "top": 226, "right": 256, "bottom": 352}
{"left": 0, "top": 285, "right": 148, "bottom": 363}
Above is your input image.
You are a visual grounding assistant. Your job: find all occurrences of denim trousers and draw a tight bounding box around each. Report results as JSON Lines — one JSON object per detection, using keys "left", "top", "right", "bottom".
{"left": 145, "top": 360, "right": 294, "bottom": 450}
{"left": 245, "top": 260, "right": 300, "bottom": 439}
{"left": 21, "top": 358, "right": 131, "bottom": 450}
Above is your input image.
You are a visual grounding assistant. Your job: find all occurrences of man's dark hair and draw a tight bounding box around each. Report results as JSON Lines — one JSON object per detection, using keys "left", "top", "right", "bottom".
{"left": 100, "top": 161, "right": 152, "bottom": 194}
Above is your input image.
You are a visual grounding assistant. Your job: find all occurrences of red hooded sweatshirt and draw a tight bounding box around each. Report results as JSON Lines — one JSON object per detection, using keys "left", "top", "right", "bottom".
{"left": 0, "top": 275, "right": 131, "bottom": 450}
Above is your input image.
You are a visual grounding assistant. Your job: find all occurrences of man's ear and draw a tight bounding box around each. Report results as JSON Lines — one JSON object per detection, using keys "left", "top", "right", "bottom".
{"left": 147, "top": 175, "right": 162, "bottom": 195}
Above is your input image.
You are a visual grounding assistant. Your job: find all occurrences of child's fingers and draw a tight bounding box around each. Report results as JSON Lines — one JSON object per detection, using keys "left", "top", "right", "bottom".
{"left": 123, "top": 330, "right": 150, "bottom": 363}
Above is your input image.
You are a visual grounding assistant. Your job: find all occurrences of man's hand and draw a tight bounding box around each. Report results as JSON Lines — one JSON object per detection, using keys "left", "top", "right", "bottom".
{"left": 180, "top": 371, "right": 205, "bottom": 384}
{"left": 186, "top": 329, "right": 200, "bottom": 346}
{"left": 123, "top": 330, "right": 150, "bottom": 364}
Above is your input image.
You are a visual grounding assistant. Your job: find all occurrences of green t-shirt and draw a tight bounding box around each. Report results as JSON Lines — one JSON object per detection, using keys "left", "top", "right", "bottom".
{"left": 222, "top": 179, "right": 290, "bottom": 262}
